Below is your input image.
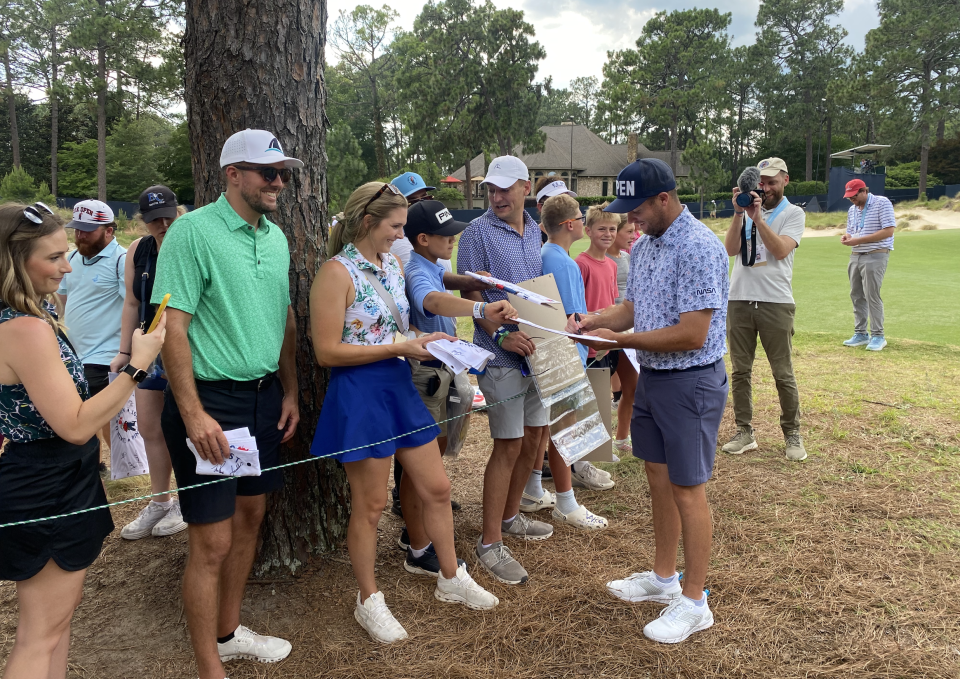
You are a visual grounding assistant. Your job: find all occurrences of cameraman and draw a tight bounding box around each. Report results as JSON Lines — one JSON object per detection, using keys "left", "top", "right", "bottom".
{"left": 722, "top": 158, "right": 806, "bottom": 462}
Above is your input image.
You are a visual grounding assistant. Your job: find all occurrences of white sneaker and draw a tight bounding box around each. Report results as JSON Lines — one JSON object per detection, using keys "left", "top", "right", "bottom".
{"left": 151, "top": 500, "right": 187, "bottom": 537}
{"left": 572, "top": 462, "right": 615, "bottom": 490}
{"left": 354, "top": 591, "right": 408, "bottom": 643}
{"left": 435, "top": 564, "right": 499, "bottom": 610}
{"left": 217, "top": 625, "right": 291, "bottom": 663}
{"left": 643, "top": 595, "right": 714, "bottom": 643}
{"left": 551, "top": 505, "right": 608, "bottom": 530}
{"left": 519, "top": 489, "right": 556, "bottom": 513}
{"left": 120, "top": 502, "right": 170, "bottom": 540}
{"left": 606, "top": 570, "right": 682, "bottom": 604}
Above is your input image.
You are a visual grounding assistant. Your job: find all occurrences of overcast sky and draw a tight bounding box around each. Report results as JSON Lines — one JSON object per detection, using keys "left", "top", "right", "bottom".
{"left": 327, "top": 0, "right": 880, "bottom": 89}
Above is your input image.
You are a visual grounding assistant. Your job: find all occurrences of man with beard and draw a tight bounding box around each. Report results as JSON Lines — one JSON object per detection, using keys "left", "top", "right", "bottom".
{"left": 721, "top": 158, "right": 806, "bottom": 462}
{"left": 58, "top": 200, "right": 127, "bottom": 472}
{"left": 569, "top": 158, "right": 728, "bottom": 643}
{"left": 152, "top": 129, "right": 300, "bottom": 679}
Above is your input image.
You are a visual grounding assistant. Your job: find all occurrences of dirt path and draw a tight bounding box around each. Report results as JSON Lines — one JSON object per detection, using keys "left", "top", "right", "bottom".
{"left": 803, "top": 206, "right": 960, "bottom": 238}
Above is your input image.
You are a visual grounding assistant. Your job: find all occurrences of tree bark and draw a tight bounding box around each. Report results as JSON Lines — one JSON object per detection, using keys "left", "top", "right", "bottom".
{"left": 184, "top": 0, "right": 349, "bottom": 575}
{"left": 96, "top": 0, "right": 107, "bottom": 201}
{"left": 824, "top": 115, "right": 832, "bottom": 185}
{"left": 50, "top": 25, "right": 59, "bottom": 196}
{"left": 805, "top": 130, "right": 813, "bottom": 182}
{"left": 669, "top": 116, "right": 678, "bottom": 173}
{"left": 370, "top": 69, "right": 386, "bottom": 176}
{"left": 936, "top": 116, "right": 945, "bottom": 143}
{"left": 464, "top": 157, "right": 473, "bottom": 210}
{"left": 3, "top": 44, "right": 20, "bottom": 170}
{"left": 918, "top": 64, "right": 931, "bottom": 200}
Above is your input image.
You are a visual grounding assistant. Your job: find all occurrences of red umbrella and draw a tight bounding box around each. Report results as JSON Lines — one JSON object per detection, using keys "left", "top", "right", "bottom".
{"left": 440, "top": 175, "right": 462, "bottom": 183}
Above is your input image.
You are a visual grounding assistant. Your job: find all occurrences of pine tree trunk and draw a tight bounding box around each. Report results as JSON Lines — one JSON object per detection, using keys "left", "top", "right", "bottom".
{"left": 3, "top": 45, "right": 20, "bottom": 170}
{"left": 464, "top": 157, "right": 473, "bottom": 210}
{"left": 824, "top": 116, "right": 832, "bottom": 185}
{"left": 918, "top": 64, "right": 931, "bottom": 200}
{"left": 805, "top": 130, "right": 813, "bottom": 182}
{"left": 669, "top": 117, "right": 678, "bottom": 173}
{"left": 50, "top": 25, "right": 59, "bottom": 196}
{"left": 184, "top": 0, "right": 349, "bottom": 575}
{"left": 96, "top": 0, "right": 107, "bottom": 201}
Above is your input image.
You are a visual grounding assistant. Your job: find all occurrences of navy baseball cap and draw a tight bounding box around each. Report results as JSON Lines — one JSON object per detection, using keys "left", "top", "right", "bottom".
{"left": 405, "top": 200, "right": 469, "bottom": 240}
{"left": 604, "top": 159, "right": 677, "bottom": 213}
{"left": 391, "top": 172, "right": 436, "bottom": 198}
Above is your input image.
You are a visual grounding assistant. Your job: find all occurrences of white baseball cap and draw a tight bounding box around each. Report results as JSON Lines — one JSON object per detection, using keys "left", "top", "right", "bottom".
{"left": 67, "top": 199, "right": 114, "bottom": 231}
{"left": 482, "top": 155, "right": 530, "bottom": 189}
{"left": 219, "top": 129, "right": 304, "bottom": 169}
{"left": 536, "top": 180, "right": 577, "bottom": 204}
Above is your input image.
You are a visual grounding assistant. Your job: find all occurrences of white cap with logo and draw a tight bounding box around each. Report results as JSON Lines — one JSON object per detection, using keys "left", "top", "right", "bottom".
{"left": 219, "top": 129, "right": 304, "bottom": 169}
{"left": 66, "top": 199, "right": 115, "bottom": 232}
{"left": 482, "top": 155, "right": 530, "bottom": 189}
{"left": 536, "top": 179, "right": 577, "bottom": 204}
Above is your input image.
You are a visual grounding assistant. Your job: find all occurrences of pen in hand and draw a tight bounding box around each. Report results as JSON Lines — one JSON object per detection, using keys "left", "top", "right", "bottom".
{"left": 574, "top": 313, "right": 583, "bottom": 334}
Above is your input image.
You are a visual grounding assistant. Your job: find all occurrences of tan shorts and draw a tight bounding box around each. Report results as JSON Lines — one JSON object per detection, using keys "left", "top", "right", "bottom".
{"left": 411, "top": 364, "right": 454, "bottom": 436}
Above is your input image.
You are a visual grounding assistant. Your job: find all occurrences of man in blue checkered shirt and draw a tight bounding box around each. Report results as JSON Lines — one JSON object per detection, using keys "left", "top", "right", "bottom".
{"left": 457, "top": 155, "right": 554, "bottom": 585}
{"left": 840, "top": 179, "right": 896, "bottom": 352}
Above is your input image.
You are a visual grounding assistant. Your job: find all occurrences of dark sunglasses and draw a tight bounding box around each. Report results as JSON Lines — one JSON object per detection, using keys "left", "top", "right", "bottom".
{"left": 407, "top": 193, "right": 434, "bottom": 205}
{"left": 363, "top": 183, "right": 402, "bottom": 213}
{"left": 232, "top": 164, "right": 293, "bottom": 184}
{"left": 23, "top": 202, "right": 55, "bottom": 225}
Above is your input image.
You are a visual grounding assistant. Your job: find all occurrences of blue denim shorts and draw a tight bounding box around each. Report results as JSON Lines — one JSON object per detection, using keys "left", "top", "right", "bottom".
{"left": 630, "top": 360, "right": 728, "bottom": 486}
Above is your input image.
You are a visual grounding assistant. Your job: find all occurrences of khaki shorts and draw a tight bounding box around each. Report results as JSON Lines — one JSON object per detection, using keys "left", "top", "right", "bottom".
{"left": 477, "top": 366, "right": 548, "bottom": 440}
{"left": 411, "top": 364, "right": 454, "bottom": 436}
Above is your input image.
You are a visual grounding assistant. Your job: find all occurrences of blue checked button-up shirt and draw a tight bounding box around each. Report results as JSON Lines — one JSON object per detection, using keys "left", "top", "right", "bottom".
{"left": 625, "top": 207, "right": 729, "bottom": 370}
{"left": 846, "top": 193, "right": 895, "bottom": 253}
{"left": 457, "top": 208, "right": 542, "bottom": 368}
{"left": 405, "top": 252, "right": 457, "bottom": 336}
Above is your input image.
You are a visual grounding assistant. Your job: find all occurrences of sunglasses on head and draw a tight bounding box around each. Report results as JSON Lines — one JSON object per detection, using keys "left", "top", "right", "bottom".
{"left": 363, "top": 183, "right": 402, "bottom": 213}
{"left": 23, "top": 202, "right": 55, "bottom": 225}
{"left": 232, "top": 164, "right": 293, "bottom": 184}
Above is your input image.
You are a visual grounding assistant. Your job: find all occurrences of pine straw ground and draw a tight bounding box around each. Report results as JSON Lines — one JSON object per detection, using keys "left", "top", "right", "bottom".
{"left": 1, "top": 333, "right": 959, "bottom": 678}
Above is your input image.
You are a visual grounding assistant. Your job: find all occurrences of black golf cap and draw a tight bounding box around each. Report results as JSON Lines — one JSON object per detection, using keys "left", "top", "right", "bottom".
{"left": 405, "top": 200, "right": 469, "bottom": 240}
{"left": 604, "top": 159, "right": 677, "bottom": 213}
{"left": 139, "top": 185, "right": 178, "bottom": 222}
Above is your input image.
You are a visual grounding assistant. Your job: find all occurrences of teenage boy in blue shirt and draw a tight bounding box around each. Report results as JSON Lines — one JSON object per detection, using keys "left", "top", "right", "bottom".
{"left": 399, "top": 200, "right": 517, "bottom": 576}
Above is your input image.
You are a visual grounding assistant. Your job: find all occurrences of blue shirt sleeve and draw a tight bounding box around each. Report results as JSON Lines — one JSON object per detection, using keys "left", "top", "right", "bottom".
{"left": 405, "top": 265, "right": 440, "bottom": 319}
{"left": 542, "top": 246, "right": 587, "bottom": 315}
{"left": 675, "top": 240, "right": 726, "bottom": 314}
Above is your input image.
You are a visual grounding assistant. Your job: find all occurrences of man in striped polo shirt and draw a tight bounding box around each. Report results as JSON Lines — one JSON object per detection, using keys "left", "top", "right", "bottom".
{"left": 840, "top": 179, "right": 895, "bottom": 352}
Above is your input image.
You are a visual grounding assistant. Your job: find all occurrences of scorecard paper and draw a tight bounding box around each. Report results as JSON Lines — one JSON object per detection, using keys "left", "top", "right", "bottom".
{"left": 464, "top": 272, "right": 560, "bottom": 307}
{"left": 425, "top": 339, "right": 494, "bottom": 374}
{"left": 187, "top": 427, "right": 262, "bottom": 477}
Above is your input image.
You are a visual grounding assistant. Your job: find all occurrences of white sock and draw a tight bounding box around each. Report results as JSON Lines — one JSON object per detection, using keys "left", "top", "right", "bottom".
{"left": 682, "top": 592, "right": 706, "bottom": 607}
{"left": 151, "top": 499, "right": 174, "bottom": 509}
{"left": 655, "top": 571, "right": 679, "bottom": 584}
{"left": 524, "top": 470, "right": 544, "bottom": 498}
{"left": 409, "top": 543, "right": 430, "bottom": 559}
{"left": 555, "top": 489, "right": 578, "bottom": 515}
{"left": 502, "top": 514, "right": 517, "bottom": 526}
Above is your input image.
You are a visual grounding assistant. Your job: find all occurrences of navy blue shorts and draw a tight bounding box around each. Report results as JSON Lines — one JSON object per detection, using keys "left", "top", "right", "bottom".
{"left": 630, "top": 360, "right": 728, "bottom": 486}
{"left": 162, "top": 377, "right": 285, "bottom": 524}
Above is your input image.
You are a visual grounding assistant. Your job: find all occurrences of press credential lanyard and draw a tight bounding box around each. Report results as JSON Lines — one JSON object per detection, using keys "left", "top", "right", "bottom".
{"left": 742, "top": 197, "right": 789, "bottom": 267}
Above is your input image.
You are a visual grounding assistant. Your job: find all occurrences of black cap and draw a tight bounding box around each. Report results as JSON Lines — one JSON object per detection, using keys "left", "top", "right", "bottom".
{"left": 604, "top": 159, "right": 677, "bottom": 213}
{"left": 139, "top": 185, "right": 178, "bottom": 222}
{"left": 405, "top": 200, "right": 469, "bottom": 240}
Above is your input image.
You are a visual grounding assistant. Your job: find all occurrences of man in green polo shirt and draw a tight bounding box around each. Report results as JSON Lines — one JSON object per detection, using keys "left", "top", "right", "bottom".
{"left": 154, "top": 129, "right": 301, "bottom": 679}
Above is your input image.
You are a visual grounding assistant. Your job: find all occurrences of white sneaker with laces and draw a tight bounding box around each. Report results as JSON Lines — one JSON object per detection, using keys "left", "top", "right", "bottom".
{"left": 217, "top": 625, "right": 291, "bottom": 663}
{"left": 435, "top": 564, "right": 499, "bottom": 610}
{"left": 606, "top": 570, "right": 682, "bottom": 603}
{"left": 120, "top": 502, "right": 170, "bottom": 540}
{"left": 151, "top": 500, "right": 188, "bottom": 537}
{"left": 572, "top": 462, "right": 615, "bottom": 490}
{"left": 643, "top": 595, "right": 714, "bottom": 643}
{"left": 520, "top": 489, "right": 556, "bottom": 513}
{"left": 551, "top": 505, "right": 608, "bottom": 530}
{"left": 354, "top": 591, "right": 408, "bottom": 643}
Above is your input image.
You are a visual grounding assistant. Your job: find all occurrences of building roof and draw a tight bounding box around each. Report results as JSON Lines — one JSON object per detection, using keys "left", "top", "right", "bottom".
{"left": 450, "top": 125, "right": 688, "bottom": 180}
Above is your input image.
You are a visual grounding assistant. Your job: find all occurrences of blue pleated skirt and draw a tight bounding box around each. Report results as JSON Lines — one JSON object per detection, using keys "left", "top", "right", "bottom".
{"left": 310, "top": 358, "right": 440, "bottom": 463}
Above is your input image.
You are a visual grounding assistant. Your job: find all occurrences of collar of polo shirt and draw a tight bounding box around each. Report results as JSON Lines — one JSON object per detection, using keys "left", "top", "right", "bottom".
{"left": 649, "top": 206, "right": 693, "bottom": 246}
{"left": 216, "top": 193, "right": 271, "bottom": 232}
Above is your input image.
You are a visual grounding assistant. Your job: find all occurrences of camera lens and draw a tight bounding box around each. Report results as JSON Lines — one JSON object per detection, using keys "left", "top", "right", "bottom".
{"left": 735, "top": 192, "right": 754, "bottom": 208}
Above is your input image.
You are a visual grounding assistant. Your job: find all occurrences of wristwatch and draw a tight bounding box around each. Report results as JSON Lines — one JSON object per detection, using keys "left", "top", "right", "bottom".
{"left": 121, "top": 363, "right": 148, "bottom": 384}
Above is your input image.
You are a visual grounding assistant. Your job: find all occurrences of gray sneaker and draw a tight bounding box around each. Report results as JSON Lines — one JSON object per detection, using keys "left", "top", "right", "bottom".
{"left": 502, "top": 513, "right": 554, "bottom": 541}
{"left": 785, "top": 432, "right": 807, "bottom": 461}
{"left": 722, "top": 427, "right": 757, "bottom": 454}
{"left": 475, "top": 539, "right": 528, "bottom": 585}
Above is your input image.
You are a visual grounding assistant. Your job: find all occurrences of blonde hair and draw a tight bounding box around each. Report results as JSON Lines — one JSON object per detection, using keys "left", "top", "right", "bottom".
{"left": 586, "top": 202, "right": 624, "bottom": 229}
{"left": 328, "top": 182, "right": 408, "bottom": 258}
{"left": 0, "top": 203, "right": 66, "bottom": 332}
{"left": 540, "top": 194, "right": 582, "bottom": 235}
{"left": 132, "top": 204, "right": 187, "bottom": 236}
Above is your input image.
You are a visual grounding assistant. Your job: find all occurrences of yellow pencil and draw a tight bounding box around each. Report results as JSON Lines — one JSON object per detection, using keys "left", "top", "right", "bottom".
{"left": 147, "top": 293, "right": 170, "bottom": 334}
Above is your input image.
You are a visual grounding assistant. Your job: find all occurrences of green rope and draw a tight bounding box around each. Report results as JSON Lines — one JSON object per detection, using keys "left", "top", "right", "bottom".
{"left": 0, "top": 389, "right": 530, "bottom": 529}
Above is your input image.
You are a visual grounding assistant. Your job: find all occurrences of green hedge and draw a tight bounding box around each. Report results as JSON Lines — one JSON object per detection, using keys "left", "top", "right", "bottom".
{"left": 785, "top": 180, "right": 826, "bottom": 196}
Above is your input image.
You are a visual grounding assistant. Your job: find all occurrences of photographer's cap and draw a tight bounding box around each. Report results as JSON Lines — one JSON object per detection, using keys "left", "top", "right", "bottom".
{"left": 67, "top": 199, "right": 114, "bottom": 231}
{"left": 220, "top": 129, "right": 304, "bottom": 169}
{"left": 757, "top": 157, "right": 788, "bottom": 177}
{"left": 391, "top": 172, "right": 436, "bottom": 198}
{"left": 483, "top": 156, "right": 529, "bottom": 189}
{"left": 844, "top": 178, "right": 867, "bottom": 197}
{"left": 604, "top": 159, "right": 676, "bottom": 213}
{"left": 139, "top": 185, "right": 178, "bottom": 222}
{"left": 536, "top": 180, "right": 577, "bottom": 204}
{"left": 405, "top": 200, "right": 469, "bottom": 240}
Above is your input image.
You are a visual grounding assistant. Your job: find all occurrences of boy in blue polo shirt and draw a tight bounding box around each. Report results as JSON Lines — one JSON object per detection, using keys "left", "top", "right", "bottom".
{"left": 398, "top": 200, "right": 517, "bottom": 576}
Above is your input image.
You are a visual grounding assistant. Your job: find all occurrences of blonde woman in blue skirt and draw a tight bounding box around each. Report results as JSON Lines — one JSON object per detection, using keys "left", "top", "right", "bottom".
{"left": 310, "top": 182, "right": 499, "bottom": 643}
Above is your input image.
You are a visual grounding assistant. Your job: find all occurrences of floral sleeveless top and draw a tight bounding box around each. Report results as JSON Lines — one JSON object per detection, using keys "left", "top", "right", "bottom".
{"left": 0, "top": 303, "right": 89, "bottom": 442}
{"left": 333, "top": 242, "right": 410, "bottom": 346}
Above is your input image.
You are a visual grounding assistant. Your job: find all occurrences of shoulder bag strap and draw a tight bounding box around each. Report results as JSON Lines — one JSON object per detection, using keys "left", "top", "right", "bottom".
{"left": 360, "top": 268, "right": 408, "bottom": 334}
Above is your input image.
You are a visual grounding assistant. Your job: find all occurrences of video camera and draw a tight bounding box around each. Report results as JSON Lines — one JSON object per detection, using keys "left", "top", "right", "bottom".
{"left": 734, "top": 166, "right": 764, "bottom": 208}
